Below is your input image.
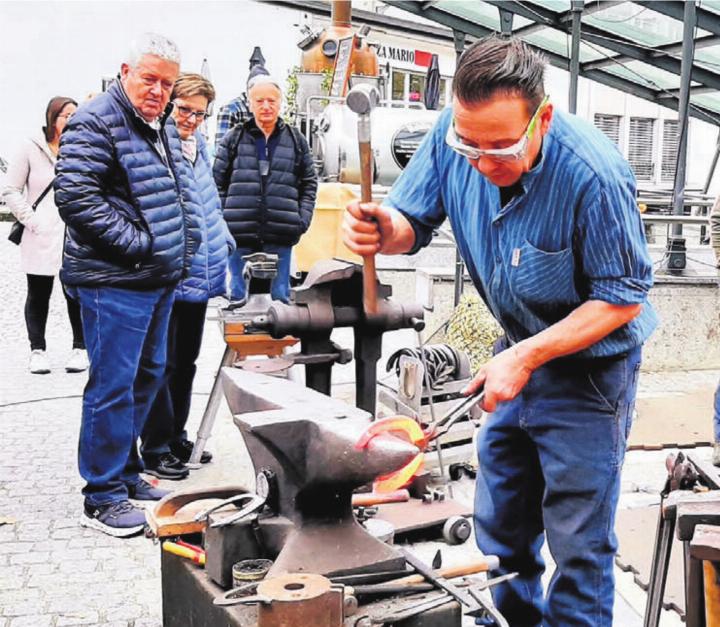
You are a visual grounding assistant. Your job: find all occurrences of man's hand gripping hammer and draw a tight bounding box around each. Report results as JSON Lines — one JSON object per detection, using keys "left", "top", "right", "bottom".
{"left": 346, "top": 83, "right": 381, "bottom": 315}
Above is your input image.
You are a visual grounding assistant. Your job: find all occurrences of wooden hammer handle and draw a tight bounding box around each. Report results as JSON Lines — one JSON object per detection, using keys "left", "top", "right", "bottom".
{"left": 358, "top": 140, "right": 378, "bottom": 315}
{"left": 392, "top": 556, "right": 500, "bottom": 585}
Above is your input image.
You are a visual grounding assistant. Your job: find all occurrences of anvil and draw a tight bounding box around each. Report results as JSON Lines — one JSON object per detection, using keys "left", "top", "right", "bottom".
{"left": 221, "top": 367, "right": 419, "bottom": 578}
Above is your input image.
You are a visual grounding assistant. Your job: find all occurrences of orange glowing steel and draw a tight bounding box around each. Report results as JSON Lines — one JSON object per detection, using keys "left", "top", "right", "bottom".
{"left": 374, "top": 452, "right": 425, "bottom": 493}
{"left": 355, "top": 416, "right": 428, "bottom": 493}
{"left": 354, "top": 416, "right": 427, "bottom": 450}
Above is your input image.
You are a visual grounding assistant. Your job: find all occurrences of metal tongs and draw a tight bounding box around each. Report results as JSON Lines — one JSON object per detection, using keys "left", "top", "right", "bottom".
{"left": 424, "top": 389, "right": 484, "bottom": 442}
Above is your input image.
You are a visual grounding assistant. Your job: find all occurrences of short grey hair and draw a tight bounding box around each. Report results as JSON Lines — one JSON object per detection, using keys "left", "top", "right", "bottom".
{"left": 247, "top": 75, "right": 282, "bottom": 94}
{"left": 453, "top": 35, "right": 546, "bottom": 110}
{"left": 127, "top": 32, "right": 181, "bottom": 67}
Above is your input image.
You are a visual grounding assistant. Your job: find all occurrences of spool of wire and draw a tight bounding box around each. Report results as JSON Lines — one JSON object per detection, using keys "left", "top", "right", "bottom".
{"left": 386, "top": 344, "right": 471, "bottom": 389}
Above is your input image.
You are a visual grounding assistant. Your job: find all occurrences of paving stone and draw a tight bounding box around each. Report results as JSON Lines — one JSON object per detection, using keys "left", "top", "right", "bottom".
{"left": 8, "top": 616, "right": 53, "bottom": 627}
{"left": 9, "top": 551, "right": 50, "bottom": 565}
{"left": 2, "top": 603, "right": 43, "bottom": 618}
{"left": 55, "top": 611, "right": 99, "bottom": 626}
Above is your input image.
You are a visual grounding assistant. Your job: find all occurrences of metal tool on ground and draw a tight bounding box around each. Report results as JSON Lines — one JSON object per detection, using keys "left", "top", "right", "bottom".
{"left": 346, "top": 83, "right": 380, "bottom": 316}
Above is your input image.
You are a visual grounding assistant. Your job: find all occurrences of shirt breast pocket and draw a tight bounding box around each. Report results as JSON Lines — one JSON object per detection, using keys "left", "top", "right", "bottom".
{"left": 509, "top": 239, "right": 579, "bottom": 306}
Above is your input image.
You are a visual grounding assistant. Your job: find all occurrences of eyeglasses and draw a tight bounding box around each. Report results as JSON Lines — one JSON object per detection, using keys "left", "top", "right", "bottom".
{"left": 445, "top": 95, "right": 549, "bottom": 162}
{"left": 173, "top": 102, "right": 209, "bottom": 121}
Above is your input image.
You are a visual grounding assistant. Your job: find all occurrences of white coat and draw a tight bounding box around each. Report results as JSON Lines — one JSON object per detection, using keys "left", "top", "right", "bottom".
{"left": 2, "top": 135, "right": 64, "bottom": 276}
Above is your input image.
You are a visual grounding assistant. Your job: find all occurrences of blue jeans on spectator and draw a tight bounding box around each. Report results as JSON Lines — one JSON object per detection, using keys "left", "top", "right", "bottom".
{"left": 228, "top": 245, "right": 292, "bottom": 303}
{"left": 75, "top": 285, "right": 175, "bottom": 506}
{"left": 474, "top": 347, "right": 642, "bottom": 626}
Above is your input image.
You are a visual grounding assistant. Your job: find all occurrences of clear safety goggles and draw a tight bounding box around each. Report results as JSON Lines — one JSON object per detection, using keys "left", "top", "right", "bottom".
{"left": 445, "top": 95, "right": 549, "bottom": 162}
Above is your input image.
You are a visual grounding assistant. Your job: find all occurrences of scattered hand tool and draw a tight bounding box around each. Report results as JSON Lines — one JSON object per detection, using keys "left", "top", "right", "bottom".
{"left": 352, "top": 489, "right": 410, "bottom": 507}
{"left": 346, "top": 83, "right": 381, "bottom": 316}
{"left": 351, "top": 592, "right": 454, "bottom": 626}
{"left": 209, "top": 494, "right": 266, "bottom": 529}
{"left": 163, "top": 540, "right": 206, "bottom": 566}
{"left": 399, "top": 548, "right": 487, "bottom": 618}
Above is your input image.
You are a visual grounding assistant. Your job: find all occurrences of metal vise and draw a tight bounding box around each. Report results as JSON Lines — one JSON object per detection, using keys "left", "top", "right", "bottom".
{"left": 249, "top": 259, "right": 424, "bottom": 414}
{"left": 220, "top": 367, "right": 419, "bottom": 578}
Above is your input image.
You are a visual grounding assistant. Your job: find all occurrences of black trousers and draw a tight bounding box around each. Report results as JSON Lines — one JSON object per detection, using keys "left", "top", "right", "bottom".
{"left": 141, "top": 300, "right": 208, "bottom": 457}
{"left": 25, "top": 274, "right": 84, "bottom": 351}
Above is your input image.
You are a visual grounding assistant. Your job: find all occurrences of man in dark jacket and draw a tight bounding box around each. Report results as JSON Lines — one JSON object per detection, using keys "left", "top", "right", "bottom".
{"left": 55, "top": 33, "right": 196, "bottom": 537}
{"left": 213, "top": 75, "right": 318, "bottom": 303}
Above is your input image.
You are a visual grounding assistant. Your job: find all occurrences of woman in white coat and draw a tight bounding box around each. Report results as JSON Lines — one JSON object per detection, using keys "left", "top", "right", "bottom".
{"left": 2, "top": 97, "right": 87, "bottom": 374}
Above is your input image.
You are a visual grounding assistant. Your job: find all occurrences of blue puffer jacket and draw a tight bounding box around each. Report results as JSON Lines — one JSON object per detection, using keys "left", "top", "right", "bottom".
{"left": 170, "top": 118, "right": 234, "bottom": 303}
{"left": 55, "top": 80, "right": 197, "bottom": 288}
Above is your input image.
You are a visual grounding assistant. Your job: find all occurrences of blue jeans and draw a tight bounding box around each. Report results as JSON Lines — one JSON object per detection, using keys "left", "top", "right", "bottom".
{"left": 474, "top": 347, "right": 642, "bottom": 627}
{"left": 75, "top": 285, "right": 175, "bottom": 505}
{"left": 228, "top": 245, "right": 292, "bottom": 303}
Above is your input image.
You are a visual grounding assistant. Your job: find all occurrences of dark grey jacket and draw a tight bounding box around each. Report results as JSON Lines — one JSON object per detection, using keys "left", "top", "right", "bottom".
{"left": 213, "top": 118, "right": 317, "bottom": 248}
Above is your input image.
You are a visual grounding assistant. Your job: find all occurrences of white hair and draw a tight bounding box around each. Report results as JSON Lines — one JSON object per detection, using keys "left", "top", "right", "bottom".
{"left": 127, "top": 33, "right": 181, "bottom": 67}
{"left": 248, "top": 75, "right": 282, "bottom": 94}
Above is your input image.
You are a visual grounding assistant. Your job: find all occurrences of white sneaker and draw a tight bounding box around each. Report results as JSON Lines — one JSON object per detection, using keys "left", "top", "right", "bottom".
{"left": 65, "top": 348, "right": 89, "bottom": 373}
{"left": 29, "top": 349, "right": 50, "bottom": 374}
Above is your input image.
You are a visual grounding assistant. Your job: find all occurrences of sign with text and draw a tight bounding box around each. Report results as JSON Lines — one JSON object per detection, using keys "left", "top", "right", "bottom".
{"left": 329, "top": 35, "right": 356, "bottom": 99}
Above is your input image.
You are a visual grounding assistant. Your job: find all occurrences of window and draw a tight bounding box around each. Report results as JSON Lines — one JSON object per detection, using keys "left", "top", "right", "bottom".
{"left": 390, "top": 69, "right": 449, "bottom": 107}
{"left": 593, "top": 114, "right": 621, "bottom": 145}
{"left": 661, "top": 120, "right": 680, "bottom": 184}
{"left": 391, "top": 70, "right": 406, "bottom": 102}
{"left": 628, "top": 117, "right": 656, "bottom": 182}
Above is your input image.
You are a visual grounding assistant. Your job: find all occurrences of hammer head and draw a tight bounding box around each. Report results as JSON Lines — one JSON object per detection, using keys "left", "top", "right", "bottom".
{"left": 346, "top": 83, "right": 380, "bottom": 116}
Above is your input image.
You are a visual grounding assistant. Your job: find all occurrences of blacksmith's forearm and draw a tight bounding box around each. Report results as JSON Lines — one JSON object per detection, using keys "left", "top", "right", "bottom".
{"left": 515, "top": 300, "right": 643, "bottom": 371}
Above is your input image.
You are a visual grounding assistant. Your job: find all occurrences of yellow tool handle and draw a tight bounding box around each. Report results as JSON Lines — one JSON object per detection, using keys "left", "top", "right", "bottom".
{"left": 163, "top": 540, "right": 206, "bottom": 566}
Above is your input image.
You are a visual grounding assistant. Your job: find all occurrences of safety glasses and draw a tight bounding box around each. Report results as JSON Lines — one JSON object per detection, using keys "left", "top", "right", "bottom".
{"left": 445, "top": 95, "right": 549, "bottom": 162}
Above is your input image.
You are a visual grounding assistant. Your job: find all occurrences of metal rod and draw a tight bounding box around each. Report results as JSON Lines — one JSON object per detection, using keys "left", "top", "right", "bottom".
{"left": 416, "top": 329, "right": 452, "bottom": 498}
{"left": 568, "top": 1, "right": 584, "bottom": 114}
{"left": 703, "top": 129, "right": 720, "bottom": 195}
{"left": 189, "top": 344, "right": 236, "bottom": 466}
{"left": 671, "top": 0, "right": 697, "bottom": 235}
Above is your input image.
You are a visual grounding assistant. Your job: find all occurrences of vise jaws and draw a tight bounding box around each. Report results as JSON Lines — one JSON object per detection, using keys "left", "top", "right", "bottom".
{"left": 249, "top": 259, "right": 424, "bottom": 414}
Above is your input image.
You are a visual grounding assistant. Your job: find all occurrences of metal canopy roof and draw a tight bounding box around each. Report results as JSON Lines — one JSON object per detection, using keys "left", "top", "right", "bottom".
{"left": 382, "top": 0, "right": 720, "bottom": 126}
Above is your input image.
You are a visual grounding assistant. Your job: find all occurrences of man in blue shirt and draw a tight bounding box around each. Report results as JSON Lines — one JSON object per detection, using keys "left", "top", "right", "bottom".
{"left": 343, "top": 36, "right": 656, "bottom": 626}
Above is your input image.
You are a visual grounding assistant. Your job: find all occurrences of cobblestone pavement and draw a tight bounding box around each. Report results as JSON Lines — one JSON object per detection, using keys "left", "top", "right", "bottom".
{"left": 0, "top": 220, "right": 702, "bottom": 626}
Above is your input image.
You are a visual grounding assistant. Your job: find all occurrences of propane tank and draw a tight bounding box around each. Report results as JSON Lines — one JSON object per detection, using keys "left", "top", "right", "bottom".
{"left": 314, "top": 103, "right": 442, "bottom": 186}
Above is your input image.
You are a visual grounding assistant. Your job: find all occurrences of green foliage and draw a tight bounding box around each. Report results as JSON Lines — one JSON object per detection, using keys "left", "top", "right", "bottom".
{"left": 283, "top": 66, "right": 334, "bottom": 124}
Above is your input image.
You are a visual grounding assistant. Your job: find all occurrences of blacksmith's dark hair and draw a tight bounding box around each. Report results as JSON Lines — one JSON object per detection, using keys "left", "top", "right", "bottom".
{"left": 453, "top": 36, "right": 546, "bottom": 111}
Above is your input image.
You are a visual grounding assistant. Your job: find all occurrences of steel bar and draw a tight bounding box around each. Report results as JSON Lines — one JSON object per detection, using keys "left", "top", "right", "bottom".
{"left": 568, "top": 1, "right": 583, "bottom": 114}
{"left": 189, "top": 344, "right": 236, "bottom": 466}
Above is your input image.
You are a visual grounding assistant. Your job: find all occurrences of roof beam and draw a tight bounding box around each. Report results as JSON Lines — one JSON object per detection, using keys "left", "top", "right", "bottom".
{"left": 479, "top": 0, "right": 720, "bottom": 92}
{"left": 382, "top": 0, "right": 720, "bottom": 125}
{"left": 512, "top": 0, "right": 620, "bottom": 39}
{"left": 584, "top": 33, "right": 720, "bottom": 72}
{"left": 633, "top": 1, "right": 720, "bottom": 38}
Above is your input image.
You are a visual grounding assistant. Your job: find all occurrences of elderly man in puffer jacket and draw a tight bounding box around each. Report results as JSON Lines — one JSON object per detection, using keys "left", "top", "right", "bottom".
{"left": 55, "top": 33, "right": 199, "bottom": 538}
{"left": 213, "top": 74, "right": 318, "bottom": 303}
{"left": 140, "top": 73, "right": 234, "bottom": 480}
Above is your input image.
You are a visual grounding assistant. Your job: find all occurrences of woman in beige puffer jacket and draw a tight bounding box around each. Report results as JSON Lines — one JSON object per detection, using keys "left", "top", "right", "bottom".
{"left": 2, "top": 97, "right": 87, "bottom": 374}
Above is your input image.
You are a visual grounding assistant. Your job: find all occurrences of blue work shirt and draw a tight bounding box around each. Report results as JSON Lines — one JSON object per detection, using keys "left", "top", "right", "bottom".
{"left": 387, "top": 108, "right": 658, "bottom": 359}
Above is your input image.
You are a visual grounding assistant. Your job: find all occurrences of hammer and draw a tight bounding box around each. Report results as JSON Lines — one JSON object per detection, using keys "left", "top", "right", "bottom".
{"left": 346, "top": 83, "right": 381, "bottom": 316}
